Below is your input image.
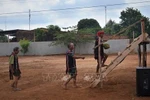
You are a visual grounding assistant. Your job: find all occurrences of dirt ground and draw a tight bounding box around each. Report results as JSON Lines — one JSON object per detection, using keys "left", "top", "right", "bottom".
{"left": 0, "top": 54, "right": 150, "bottom": 100}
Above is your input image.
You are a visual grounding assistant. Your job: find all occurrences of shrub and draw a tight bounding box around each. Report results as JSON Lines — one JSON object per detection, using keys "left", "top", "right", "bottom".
{"left": 19, "top": 38, "right": 30, "bottom": 55}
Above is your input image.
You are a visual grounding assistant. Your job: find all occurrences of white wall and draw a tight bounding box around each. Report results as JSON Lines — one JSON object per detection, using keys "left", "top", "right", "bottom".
{"left": 0, "top": 42, "right": 67, "bottom": 56}
{"left": 76, "top": 39, "right": 130, "bottom": 54}
{"left": 0, "top": 39, "right": 137, "bottom": 56}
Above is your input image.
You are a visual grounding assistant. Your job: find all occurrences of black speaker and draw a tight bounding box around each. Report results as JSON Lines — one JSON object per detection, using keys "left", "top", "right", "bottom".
{"left": 136, "top": 67, "right": 150, "bottom": 96}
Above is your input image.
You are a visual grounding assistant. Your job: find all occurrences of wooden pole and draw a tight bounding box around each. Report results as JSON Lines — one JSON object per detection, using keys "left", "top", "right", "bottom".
{"left": 98, "top": 36, "right": 103, "bottom": 88}
{"left": 143, "top": 43, "right": 147, "bottom": 67}
{"left": 138, "top": 44, "right": 141, "bottom": 67}
{"left": 141, "top": 19, "right": 145, "bottom": 41}
{"left": 141, "top": 19, "right": 147, "bottom": 67}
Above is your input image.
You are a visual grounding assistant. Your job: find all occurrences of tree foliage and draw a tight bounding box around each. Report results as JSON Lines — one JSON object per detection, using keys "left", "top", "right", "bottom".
{"left": 120, "top": 7, "right": 150, "bottom": 38}
{"left": 103, "top": 19, "right": 121, "bottom": 35}
{"left": 47, "top": 25, "right": 61, "bottom": 32}
{"left": 52, "top": 28, "right": 93, "bottom": 47}
{"left": 143, "top": 16, "right": 150, "bottom": 35}
{"left": 35, "top": 25, "right": 61, "bottom": 41}
{"left": 77, "top": 18, "right": 101, "bottom": 33}
{"left": 47, "top": 25, "right": 61, "bottom": 41}
{"left": 0, "top": 35, "right": 7, "bottom": 42}
{"left": 34, "top": 7, "right": 150, "bottom": 43}
{"left": 103, "top": 7, "right": 150, "bottom": 38}
{"left": 0, "top": 30, "right": 7, "bottom": 42}
{"left": 35, "top": 28, "right": 48, "bottom": 41}
{"left": 19, "top": 38, "right": 30, "bottom": 55}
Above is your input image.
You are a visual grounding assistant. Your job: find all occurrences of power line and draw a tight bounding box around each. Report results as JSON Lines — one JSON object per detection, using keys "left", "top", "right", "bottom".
{"left": 0, "top": 0, "right": 46, "bottom": 4}
{"left": 0, "top": 0, "right": 150, "bottom": 16}
{"left": 31, "top": 0, "right": 150, "bottom": 13}
{"left": 106, "top": 0, "right": 150, "bottom": 6}
{"left": 107, "top": 4, "right": 150, "bottom": 11}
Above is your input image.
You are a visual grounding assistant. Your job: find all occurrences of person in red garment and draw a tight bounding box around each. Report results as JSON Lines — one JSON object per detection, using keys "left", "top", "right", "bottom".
{"left": 94, "top": 31, "right": 108, "bottom": 73}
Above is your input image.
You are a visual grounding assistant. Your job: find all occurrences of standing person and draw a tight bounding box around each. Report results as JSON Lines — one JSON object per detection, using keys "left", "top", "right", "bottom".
{"left": 64, "top": 43, "right": 85, "bottom": 89}
{"left": 94, "top": 31, "right": 108, "bottom": 73}
{"left": 9, "top": 47, "right": 21, "bottom": 91}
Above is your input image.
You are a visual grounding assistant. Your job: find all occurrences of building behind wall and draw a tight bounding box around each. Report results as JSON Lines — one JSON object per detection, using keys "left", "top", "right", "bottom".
{"left": 0, "top": 29, "right": 34, "bottom": 42}
{"left": 16, "top": 30, "right": 34, "bottom": 42}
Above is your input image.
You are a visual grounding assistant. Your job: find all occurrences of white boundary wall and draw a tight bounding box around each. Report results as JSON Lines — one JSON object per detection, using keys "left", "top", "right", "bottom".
{"left": 0, "top": 39, "right": 145, "bottom": 56}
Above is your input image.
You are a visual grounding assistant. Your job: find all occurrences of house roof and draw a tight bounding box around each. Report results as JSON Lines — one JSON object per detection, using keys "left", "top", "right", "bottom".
{"left": 0, "top": 29, "right": 33, "bottom": 36}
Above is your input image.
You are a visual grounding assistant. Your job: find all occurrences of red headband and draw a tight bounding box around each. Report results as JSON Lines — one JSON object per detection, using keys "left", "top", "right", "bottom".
{"left": 97, "top": 31, "right": 104, "bottom": 36}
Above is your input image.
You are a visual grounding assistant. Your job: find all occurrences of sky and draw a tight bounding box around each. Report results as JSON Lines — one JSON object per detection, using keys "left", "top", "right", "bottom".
{"left": 0, "top": 0, "right": 150, "bottom": 31}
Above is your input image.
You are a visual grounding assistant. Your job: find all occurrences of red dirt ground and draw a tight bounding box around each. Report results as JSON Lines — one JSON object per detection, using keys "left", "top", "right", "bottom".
{"left": 0, "top": 54, "right": 150, "bottom": 100}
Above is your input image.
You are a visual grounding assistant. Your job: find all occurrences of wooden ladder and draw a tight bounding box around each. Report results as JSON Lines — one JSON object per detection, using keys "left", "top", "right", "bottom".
{"left": 90, "top": 33, "right": 149, "bottom": 88}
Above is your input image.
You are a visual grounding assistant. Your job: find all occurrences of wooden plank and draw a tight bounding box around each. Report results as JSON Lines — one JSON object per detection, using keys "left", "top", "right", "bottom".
{"left": 90, "top": 75, "right": 102, "bottom": 88}
{"left": 102, "top": 33, "right": 148, "bottom": 78}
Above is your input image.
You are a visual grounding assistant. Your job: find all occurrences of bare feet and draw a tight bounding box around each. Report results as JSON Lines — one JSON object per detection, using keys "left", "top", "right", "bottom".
{"left": 73, "top": 85, "right": 81, "bottom": 88}
{"left": 102, "top": 64, "right": 108, "bottom": 67}
{"left": 63, "top": 84, "right": 68, "bottom": 90}
{"left": 11, "top": 84, "right": 15, "bottom": 88}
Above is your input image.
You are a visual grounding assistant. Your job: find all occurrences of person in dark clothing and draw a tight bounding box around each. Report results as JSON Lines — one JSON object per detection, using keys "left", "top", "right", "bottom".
{"left": 94, "top": 31, "right": 108, "bottom": 73}
{"left": 64, "top": 43, "right": 85, "bottom": 89}
{"left": 9, "top": 47, "right": 21, "bottom": 91}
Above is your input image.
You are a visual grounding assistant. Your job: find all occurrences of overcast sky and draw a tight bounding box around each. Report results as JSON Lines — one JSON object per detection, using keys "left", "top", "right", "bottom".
{"left": 0, "top": 0, "right": 150, "bottom": 30}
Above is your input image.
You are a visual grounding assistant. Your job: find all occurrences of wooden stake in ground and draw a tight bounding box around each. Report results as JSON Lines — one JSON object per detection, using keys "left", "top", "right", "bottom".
{"left": 98, "top": 37, "right": 103, "bottom": 88}
{"left": 138, "top": 44, "right": 141, "bottom": 67}
{"left": 90, "top": 36, "right": 103, "bottom": 88}
{"left": 141, "top": 19, "right": 147, "bottom": 67}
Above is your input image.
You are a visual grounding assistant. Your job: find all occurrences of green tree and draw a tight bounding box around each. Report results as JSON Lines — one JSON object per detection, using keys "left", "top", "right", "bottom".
{"left": 19, "top": 38, "right": 30, "bottom": 55}
{"left": 77, "top": 18, "right": 101, "bottom": 34}
{"left": 0, "top": 35, "right": 7, "bottom": 42}
{"left": 47, "top": 25, "right": 61, "bottom": 32}
{"left": 120, "top": 7, "right": 150, "bottom": 38}
{"left": 103, "top": 19, "right": 121, "bottom": 35}
{"left": 35, "top": 25, "right": 61, "bottom": 41}
{"left": 143, "top": 16, "right": 150, "bottom": 35}
{"left": 0, "top": 29, "right": 7, "bottom": 42}
{"left": 51, "top": 27, "right": 93, "bottom": 49}
{"left": 35, "top": 28, "right": 48, "bottom": 41}
{"left": 47, "top": 25, "right": 61, "bottom": 41}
